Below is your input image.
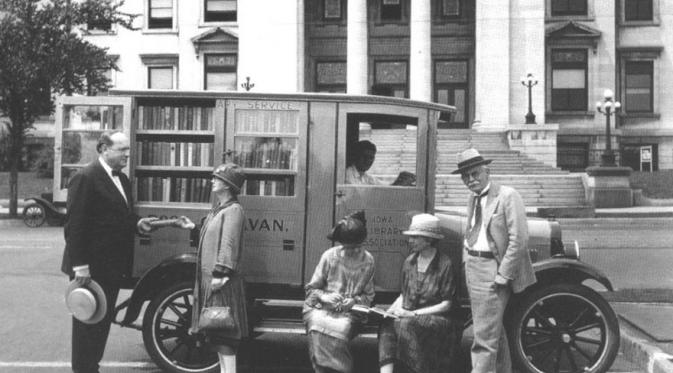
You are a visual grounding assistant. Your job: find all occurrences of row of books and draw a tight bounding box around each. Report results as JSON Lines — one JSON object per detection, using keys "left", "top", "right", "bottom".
{"left": 136, "top": 176, "right": 212, "bottom": 203}
{"left": 235, "top": 110, "right": 298, "bottom": 134}
{"left": 233, "top": 139, "right": 296, "bottom": 170}
{"left": 242, "top": 177, "right": 294, "bottom": 197}
{"left": 137, "top": 141, "right": 214, "bottom": 167}
{"left": 138, "top": 105, "right": 214, "bottom": 131}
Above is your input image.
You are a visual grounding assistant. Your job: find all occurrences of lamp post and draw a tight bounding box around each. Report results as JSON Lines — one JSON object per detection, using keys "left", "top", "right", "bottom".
{"left": 521, "top": 73, "right": 538, "bottom": 124}
{"left": 595, "top": 89, "right": 621, "bottom": 167}
{"left": 241, "top": 76, "right": 254, "bottom": 91}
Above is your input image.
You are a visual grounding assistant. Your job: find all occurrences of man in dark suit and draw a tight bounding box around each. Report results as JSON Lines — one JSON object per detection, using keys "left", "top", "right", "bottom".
{"left": 61, "top": 131, "right": 155, "bottom": 373}
{"left": 452, "top": 148, "right": 536, "bottom": 373}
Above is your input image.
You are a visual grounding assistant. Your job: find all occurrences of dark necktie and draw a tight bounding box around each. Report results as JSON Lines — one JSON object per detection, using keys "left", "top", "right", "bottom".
{"left": 467, "top": 191, "right": 488, "bottom": 247}
{"left": 111, "top": 170, "right": 122, "bottom": 178}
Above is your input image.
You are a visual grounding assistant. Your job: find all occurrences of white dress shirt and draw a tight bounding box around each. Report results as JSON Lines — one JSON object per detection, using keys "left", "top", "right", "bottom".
{"left": 467, "top": 183, "right": 491, "bottom": 252}
{"left": 99, "top": 157, "right": 128, "bottom": 204}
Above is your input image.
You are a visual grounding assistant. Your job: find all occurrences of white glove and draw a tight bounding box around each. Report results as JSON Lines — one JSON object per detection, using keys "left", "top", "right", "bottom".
{"left": 73, "top": 265, "right": 91, "bottom": 286}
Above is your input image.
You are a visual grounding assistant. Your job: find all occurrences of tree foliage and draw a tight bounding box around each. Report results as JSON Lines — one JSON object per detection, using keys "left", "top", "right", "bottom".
{"left": 0, "top": 0, "right": 137, "bottom": 216}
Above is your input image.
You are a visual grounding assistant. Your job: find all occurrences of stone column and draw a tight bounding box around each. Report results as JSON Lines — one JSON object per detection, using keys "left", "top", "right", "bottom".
{"left": 474, "top": 0, "right": 510, "bottom": 129}
{"left": 409, "top": 0, "right": 432, "bottom": 101}
{"left": 347, "top": 0, "right": 368, "bottom": 95}
{"left": 509, "top": 0, "right": 545, "bottom": 125}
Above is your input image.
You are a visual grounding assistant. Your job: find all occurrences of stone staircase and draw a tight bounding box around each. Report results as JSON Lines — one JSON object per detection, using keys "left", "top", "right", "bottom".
{"left": 368, "top": 129, "right": 589, "bottom": 208}
{"left": 436, "top": 174, "right": 586, "bottom": 207}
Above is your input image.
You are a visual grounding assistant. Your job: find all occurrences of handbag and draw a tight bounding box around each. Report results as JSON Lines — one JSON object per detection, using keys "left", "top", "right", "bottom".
{"left": 197, "top": 291, "right": 236, "bottom": 331}
{"left": 198, "top": 305, "right": 235, "bottom": 331}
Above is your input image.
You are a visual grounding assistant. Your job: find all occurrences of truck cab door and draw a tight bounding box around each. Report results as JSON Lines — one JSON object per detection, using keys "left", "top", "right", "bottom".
{"left": 333, "top": 104, "right": 430, "bottom": 292}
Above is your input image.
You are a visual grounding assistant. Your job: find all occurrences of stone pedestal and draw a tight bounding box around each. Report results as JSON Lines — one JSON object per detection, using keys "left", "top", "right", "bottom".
{"left": 507, "top": 123, "right": 558, "bottom": 167}
{"left": 583, "top": 166, "right": 633, "bottom": 208}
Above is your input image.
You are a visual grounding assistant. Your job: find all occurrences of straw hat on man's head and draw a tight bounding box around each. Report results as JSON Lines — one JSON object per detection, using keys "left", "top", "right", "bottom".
{"left": 403, "top": 213, "right": 444, "bottom": 240}
{"left": 451, "top": 148, "right": 493, "bottom": 175}
{"left": 65, "top": 280, "right": 107, "bottom": 325}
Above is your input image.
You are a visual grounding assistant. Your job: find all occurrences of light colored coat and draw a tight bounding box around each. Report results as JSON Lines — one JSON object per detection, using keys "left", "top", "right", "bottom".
{"left": 464, "top": 183, "right": 536, "bottom": 293}
{"left": 191, "top": 201, "right": 248, "bottom": 340}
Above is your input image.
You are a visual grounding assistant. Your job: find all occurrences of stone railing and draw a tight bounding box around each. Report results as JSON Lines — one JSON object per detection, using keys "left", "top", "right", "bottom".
{"left": 505, "top": 124, "right": 559, "bottom": 168}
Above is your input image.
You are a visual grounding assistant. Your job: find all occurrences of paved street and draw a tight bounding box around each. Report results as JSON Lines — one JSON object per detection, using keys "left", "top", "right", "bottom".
{"left": 1, "top": 218, "right": 670, "bottom": 372}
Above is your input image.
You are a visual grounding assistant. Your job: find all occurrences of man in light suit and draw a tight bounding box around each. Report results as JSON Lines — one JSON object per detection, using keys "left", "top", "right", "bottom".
{"left": 61, "top": 131, "right": 156, "bottom": 373}
{"left": 453, "top": 148, "right": 536, "bottom": 373}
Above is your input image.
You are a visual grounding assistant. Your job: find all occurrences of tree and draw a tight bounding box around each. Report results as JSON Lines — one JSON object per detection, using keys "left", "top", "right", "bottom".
{"left": 0, "top": 0, "right": 136, "bottom": 216}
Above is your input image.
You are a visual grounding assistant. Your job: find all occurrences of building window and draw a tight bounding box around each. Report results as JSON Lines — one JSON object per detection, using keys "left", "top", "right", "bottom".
{"left": 205, "top": 54, "right": 237, "bottom": 91}
{"left": 141, "top": 54, "right": 178, "bottom": 89}
{"left": 551, "top": 49, "right": 587, "bottom": 111}
{"left": 624, "top": 0, "right": 653, "bottom": 21}
{"left": 438, "top": 0, "right": 461, "bottom": 18}
{"left": 373, "top": 60, "right": 408, "bottom": 98}
{"left": 316, "top": 62, "right": 346, "bottom": 93}
{"left": 551, "top": 0, "right": 587, "bottom": 16}
{"left": 557, "top": 142, "right": 589, "bottom": 171}
{"left": 625, "top": 61, "right": 653, "bottom": 113}
{"left": 381, "top": 0, "right": 404, "bottom": 21}
{"left": 148, "top": 66, "right": 174, "bottom": 89}
{"left": 204, "top": 0, "right": 237, "bottom": 22}
{"left": 87, "top": 18, "right": 112, "bottom": 32}
{"left": 324, "top": 0, "right": 344, "bottom": 21}
{"left": 148, "top": 0, "right": 173, "bottom": 29}
{"left": 620, "top": 143, "right": 657, "bottom": 171}
{"left": 434, "top": 60, "right": 468, "bottom": 126}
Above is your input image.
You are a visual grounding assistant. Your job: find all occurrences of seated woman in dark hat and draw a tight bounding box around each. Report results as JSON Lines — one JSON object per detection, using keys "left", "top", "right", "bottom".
{"left": 303, "top": 211, "right": 376, "bottom": 373}
{"left": 378, "top": 213, "right": 457, "bottom": 373}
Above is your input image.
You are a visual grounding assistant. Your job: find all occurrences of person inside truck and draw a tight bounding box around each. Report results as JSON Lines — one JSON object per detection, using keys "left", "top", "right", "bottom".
{"left": 346, "top": 140, "right": 382, "bottom": 185}
{"left": 345, "top": 140, "right": 416, "bottom": 186}
{"left": 303, "top": 210, "right": 376, "bottom": 373}
{"left": 378, "top": 213, "right": 458, "bottom": 373}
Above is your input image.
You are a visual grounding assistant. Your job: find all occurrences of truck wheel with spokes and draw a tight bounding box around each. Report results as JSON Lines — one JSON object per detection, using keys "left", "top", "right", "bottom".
{"left": 507, "top": 283, "right": 620, "bottom": 373}
{"left": 23, "top": 203, "right": 46, "bottom": 227}
{"left": 142, "top": 281, "right": 219, "bottom": 373}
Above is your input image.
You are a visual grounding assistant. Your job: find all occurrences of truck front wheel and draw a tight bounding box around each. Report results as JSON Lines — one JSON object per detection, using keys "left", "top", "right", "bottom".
{"left": 507, "top": 283, "right": 620, "bottom": 373}
{"left": 142, "top": 281, "right": 219, "bottom": 373}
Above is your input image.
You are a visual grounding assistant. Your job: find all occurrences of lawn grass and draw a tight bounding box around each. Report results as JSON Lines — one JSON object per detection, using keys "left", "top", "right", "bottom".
{"left": 0, "top": 172, "right": 53, "bottom": 200}
{"left": 629, "top": 170, "right": 673, "bottom": 199}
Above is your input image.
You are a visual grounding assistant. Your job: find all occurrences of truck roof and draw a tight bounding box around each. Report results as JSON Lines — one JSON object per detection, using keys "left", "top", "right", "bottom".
{"left": 109, "top": 89, "right": 456, "bottom": 113}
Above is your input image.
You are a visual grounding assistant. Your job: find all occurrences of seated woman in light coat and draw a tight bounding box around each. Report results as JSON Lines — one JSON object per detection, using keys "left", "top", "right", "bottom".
{"left": 378, "top": 213, "right": 457, "bottom": 373}
{"left": 303, "top": 210, "right": 376, "bottom": 373}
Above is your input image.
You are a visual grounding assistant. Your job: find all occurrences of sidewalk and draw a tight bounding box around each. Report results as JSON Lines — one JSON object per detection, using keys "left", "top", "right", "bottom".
{"left": 613, "top": 302, "right": 673, "bottom": 373}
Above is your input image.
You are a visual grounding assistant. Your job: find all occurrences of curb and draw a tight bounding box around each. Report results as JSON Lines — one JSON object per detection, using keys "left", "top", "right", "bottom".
{"left": 0, "top": 219, "right": 24, "bottom": 227}
{"left": 620, "top": 316, "right": 673, "bottom": 373}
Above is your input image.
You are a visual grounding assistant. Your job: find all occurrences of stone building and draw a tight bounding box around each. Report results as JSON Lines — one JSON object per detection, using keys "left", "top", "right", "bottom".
{"left": 81, "top": 0, "right": 672, "bottom": 171}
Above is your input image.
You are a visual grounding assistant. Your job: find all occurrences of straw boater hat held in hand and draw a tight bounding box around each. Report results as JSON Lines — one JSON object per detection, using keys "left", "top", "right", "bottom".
{"left": 65, "top": 280, "right": 107, "bottom": 324}
{"left": 451, "top": 148, "right": 493, "bottom": 175}
{"left": 403, "top": 213, "right": 444, "bottom": 240}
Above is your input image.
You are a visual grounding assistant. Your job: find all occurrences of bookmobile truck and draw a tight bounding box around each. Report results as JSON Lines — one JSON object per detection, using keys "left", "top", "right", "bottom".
{"left": 50, "top": 91, "right": 619, "bottom": 373}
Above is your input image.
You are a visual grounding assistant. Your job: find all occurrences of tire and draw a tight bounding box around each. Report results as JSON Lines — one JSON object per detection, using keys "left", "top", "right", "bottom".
{"left": 22, "top": 203, "right": 46, "bottom": 228}
{"left": 142, "top": 281, "right": 219, "bottom": 373}
{"left": 507, "top": 283, "right": 620, "bottom": 373}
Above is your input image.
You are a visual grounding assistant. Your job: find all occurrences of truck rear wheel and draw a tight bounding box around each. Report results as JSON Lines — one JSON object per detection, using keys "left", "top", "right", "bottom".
{"left": 142, "top": 281, "right": 219, "bottom": 373}
{"left": 508, "top": 283, "right": 619, "bottom": 373}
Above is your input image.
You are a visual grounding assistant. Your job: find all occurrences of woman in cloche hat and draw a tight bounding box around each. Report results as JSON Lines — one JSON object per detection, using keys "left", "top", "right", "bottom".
{"left": 378, "top": 213, "right": 458, "bottom": 373}
{"left": 303, "top": 210, "right": 376, "bottom": 373}
{"left": 178, "top": 163, "right": 248, "bottom": 373}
